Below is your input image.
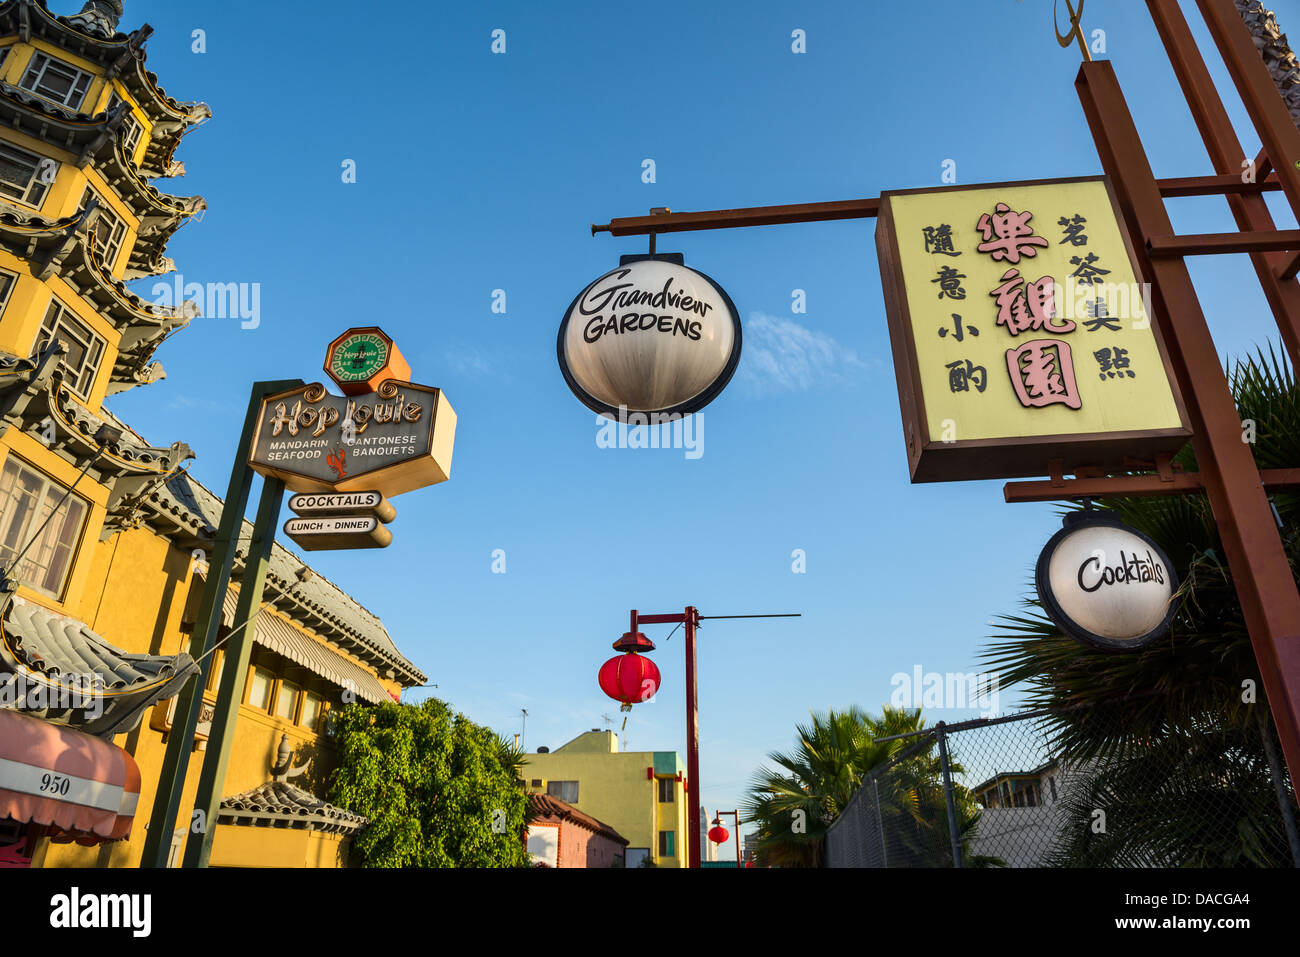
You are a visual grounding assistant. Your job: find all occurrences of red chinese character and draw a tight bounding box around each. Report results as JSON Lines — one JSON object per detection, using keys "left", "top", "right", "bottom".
{"left": 989, "top": 268, "right": 1075, "bottom": 336}
{"left": 976, "top": 202, "right": 1050, "bottom": 264}
{"left": 1005, "top": 339, "right": 1082, "bottom": 410}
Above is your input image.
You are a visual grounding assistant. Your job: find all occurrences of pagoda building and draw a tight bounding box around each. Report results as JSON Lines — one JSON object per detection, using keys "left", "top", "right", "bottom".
{"left": 0, "top": 2, "right": 426, "bottom": 869}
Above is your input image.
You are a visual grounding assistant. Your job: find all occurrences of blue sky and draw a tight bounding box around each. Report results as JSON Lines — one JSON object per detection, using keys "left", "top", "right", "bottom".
{"left": 101, "top": 0, "right": 1300, "bottom": 856}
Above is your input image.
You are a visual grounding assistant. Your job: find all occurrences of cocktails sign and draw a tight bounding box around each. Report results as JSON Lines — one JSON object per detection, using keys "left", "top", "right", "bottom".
{"left": 877, "top": 177, "right": 1190, "bottom": 482}
{"left": 558, "top": 254, "right": 742, "bottom": 418}
{"left": 1036, "top": 509, "right": 1179, "bottom": 651}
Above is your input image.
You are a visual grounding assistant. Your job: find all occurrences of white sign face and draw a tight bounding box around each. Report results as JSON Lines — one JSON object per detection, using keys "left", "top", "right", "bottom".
{"left": 285, "top": 516, "right": 379, "bottom": 536}
{"left": 287, "top": 490, "right": 394, "bottom": 523}
{"left": 558, "top": 257, "right": 742, "bottom": 417}
{"left": 288, "top": 491, "right": 380, "bottom": 512}
{"left": 526, "top": 825, "right": 559, "bottom": 867}
{"left": 1036, "top": 516, "right": 1177, "bottom": 651}
{"left": 283, "top": 514, "right": 393, "bottom": 551}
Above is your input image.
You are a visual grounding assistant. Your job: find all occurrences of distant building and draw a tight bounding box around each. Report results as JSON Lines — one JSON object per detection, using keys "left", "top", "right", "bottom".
{"left": 967, "top": 759, "right": 1094, "bottom": 867}
{"left": 525, "top": 792, "right": 628, "bottom": 868}
{"left": 523, "top": 729, "right": 688, "bottom": 868}
{"left": 971, "top": 760, "right": 1061, "bottom": 809}
{"left": 701, "top": 804, "right": 716, "bottom": 861}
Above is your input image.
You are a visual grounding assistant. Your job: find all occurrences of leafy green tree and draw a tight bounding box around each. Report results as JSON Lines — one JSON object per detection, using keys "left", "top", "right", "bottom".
{"left": 980, "top": 346, "right": 1300, "bottom": 867}
{"left": 328, "top": 698, "right": 530, "bottom": 868}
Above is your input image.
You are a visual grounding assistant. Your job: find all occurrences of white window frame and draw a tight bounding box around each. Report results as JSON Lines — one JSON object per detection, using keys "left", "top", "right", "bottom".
{"left": 0, "top": 457, "right": 88, "bottom": 599}
{"left": 0, "top": 268, "right": 17, "bottom": 317}
{"left": 19, "top": 52, "right": 93, "bottom": 109}
{"left": 79, "top": 185, "right": 127, "bottom": 271}
{"left": 0, "top": 141, "right": 56, "bottom": 208}
{"left": 107, "top": 92, "right": 143, "bottom": 161}
{"left": 35, "top": 299, "right": 105, "bottom": 401}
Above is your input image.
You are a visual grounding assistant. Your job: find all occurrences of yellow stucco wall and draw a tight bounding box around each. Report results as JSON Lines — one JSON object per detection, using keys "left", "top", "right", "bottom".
{"left": 209, "top": 823, "right": 349, "bottom": 868}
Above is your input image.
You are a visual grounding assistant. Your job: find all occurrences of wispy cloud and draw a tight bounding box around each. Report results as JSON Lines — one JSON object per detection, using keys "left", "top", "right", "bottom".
{"left": 737, "top": 312, "right": 872, "bottom": 395}
{"left": 444, "top": 346, "right": 494, "bottom": 378}
{"left": 167, "top": 394, "right": 234, "bottom": 413}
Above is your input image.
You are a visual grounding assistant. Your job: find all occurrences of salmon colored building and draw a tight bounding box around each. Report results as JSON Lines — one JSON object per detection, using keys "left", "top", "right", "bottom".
{"left": 525, "top": 792, "right": 627, "bottom": 868}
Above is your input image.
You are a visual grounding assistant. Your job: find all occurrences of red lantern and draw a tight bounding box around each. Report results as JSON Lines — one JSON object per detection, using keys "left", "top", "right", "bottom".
{"left": 708, "top": 824, "right": 729, "bottom": 844}
{"left": 598, "top": 652, "right": 661, "bottom": 705}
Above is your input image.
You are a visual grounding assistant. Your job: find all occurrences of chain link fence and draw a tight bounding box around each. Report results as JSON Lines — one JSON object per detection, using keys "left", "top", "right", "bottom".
{"left": 825, "top": 701, "right": 1300, "bottom": 868}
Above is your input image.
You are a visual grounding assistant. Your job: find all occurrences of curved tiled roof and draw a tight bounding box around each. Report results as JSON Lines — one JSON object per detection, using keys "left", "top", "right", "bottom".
{"left": 0, "top": 1, "right": 211, "bottom": 176}
{"left": 218, "top": 780, "right": 367, "bottom": 835}
{"left": 527, "top": 792, "right": 628, "bottom": 845}
{"left": 151, "top": 471, "right": 426, "bottom": 687}
{"left": 0, "top": 593, "right": 199, "bottom": 737}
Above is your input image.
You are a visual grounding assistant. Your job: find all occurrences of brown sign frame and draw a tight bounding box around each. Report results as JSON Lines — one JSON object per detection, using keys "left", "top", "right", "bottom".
{"left": 876, "top": 175, "right": 1192, "bottom": 483}
{"left": 248, "top": 380, "right": 455, "bottom": 497}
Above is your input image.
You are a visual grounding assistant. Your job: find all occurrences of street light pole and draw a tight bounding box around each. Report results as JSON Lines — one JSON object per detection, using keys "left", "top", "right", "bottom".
{"left": 684, "top": 606, "right": 700, "bottom": 869}
{"left": 619, "top": 608, "right": 798, "bottom": 869}
{"left": 712, "top": 810, "right": 743, "bottom": 867}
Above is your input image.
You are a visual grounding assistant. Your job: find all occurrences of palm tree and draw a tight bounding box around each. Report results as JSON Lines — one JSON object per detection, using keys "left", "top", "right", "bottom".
{"left": 742, "top": 705, "right": 991, "bottom": 866}
{"left": 979, "top": 346, "right": 1300, "bottom": 867}
{"left": 1235, "top": 1, "right": 1300, "bottom": 129}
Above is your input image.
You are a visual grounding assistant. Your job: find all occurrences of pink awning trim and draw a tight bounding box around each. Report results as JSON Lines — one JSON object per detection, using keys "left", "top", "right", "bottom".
{"left": 0, "top": 709, "right": 141, "bottom": 844}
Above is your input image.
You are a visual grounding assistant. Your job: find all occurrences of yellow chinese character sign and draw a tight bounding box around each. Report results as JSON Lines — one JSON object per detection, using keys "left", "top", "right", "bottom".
{"left": 877, "top": 177, "right": 1190, "bottom": 482}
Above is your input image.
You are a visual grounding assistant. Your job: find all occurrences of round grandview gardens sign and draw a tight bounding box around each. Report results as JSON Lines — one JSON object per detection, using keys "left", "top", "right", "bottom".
{"left": 1035, "top": 509, "right": 1179, "bottom": 652}
{"left": 558, "top": 256, "right": 742, "bottom": 418}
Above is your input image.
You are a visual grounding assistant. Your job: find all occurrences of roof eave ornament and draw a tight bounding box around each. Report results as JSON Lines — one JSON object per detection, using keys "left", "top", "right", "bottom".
{"left": 66, "top": 1, "right": 125, "bottom": 40}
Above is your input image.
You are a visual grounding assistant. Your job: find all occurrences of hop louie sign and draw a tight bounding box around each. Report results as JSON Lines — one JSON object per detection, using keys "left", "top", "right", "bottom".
{"left": 558, "top": 254, "right": 742, "bottom": 418}
{"left": 1036, "top": 509, "right": 1179, "bottom": 651}
{"left": 248, "top": 380, "right": 455, "bottom": 498}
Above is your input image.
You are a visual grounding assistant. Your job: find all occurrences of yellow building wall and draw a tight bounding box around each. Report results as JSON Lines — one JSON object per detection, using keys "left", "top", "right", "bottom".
{"left": 523, "top": 737, "right": 688, "bottom": 868}
{"left": 0, "top": 30, "right": 388, "bottom": 868}
{"left": 34, "top": 527, "right": 350, "bottom": 868}
{"left": 209, "top": 823, "right": 349, "bottom": 869}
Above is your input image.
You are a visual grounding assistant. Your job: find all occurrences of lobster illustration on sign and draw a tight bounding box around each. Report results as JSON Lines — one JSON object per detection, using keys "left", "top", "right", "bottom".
{"left": 325, "top": 447, "right": 347, "bottom": 480}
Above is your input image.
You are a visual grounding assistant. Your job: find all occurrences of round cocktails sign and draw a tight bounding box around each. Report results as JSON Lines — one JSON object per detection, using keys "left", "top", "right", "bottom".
{"left": 1035, "top": 510, "right": 1179, "bottom": 652}
{"left": 557, "top": 256, "right": 742, "bottom": 418}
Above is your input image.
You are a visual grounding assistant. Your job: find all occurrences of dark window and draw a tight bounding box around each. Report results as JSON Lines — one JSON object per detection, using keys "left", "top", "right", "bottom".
{"left": 19, "top": 52, "right": 93, "bottom": 109}
{"left": 658, "top": 830, "right": 675, "bottom": 857}
{"left": 0, "top": 270, "right": 16, "bottom": 317}
{"left": 107, "top": 93, "right": 143, "bottom": 160}
{"left": 657, "top": 777, "right": 674, "bottom": 803}
{"left": 35, "top": 299, "right": 105, "bottom": 399}
{"left": 547, "top": 780, "right": 578, "bottom": 804}
{"left": 79, "top": 186, "right": 127, "bottom": 270}
{"left": 0, "top": 141, "right": 55, "bottom": 206}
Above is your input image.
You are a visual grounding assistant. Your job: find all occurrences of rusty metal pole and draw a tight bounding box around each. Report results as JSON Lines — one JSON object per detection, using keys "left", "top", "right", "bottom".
{"left": 685, "top": 605, "right": 701, "bottom": 869}
{"left": 1077, "top": 59, "right": 1300, "bottom": 795}
{"left": 1148, "top": 0, "right": 1300, "bottom": 369}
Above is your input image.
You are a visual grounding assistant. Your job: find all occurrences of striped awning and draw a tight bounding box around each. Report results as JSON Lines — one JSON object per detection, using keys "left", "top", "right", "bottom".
{"left": 221, "top": 592, "right": 396, "bottom": 705}
{"left": 0, "top": 708, "right": 140, "bottom": 846}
